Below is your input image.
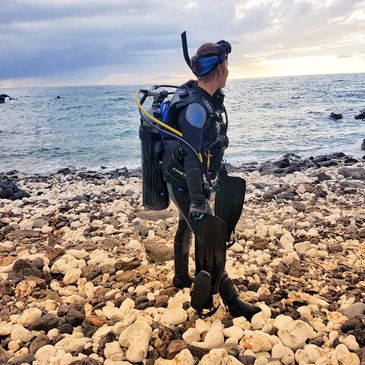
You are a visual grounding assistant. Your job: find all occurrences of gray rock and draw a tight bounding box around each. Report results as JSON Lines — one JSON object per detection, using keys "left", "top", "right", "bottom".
{"left": 65, "top": 309, "right": 84, "bottom": 326}
{"left": 6, "top": 230, "right": 40, "bottom": 241}
{"left": 338, "top": 167, "right": 365, "bottom": 179}
{"left": 144, "top": 241, "right": 174, "bottom": 263}
{"left": 136, "top": 209, "right": 173, "bottom": 221}
{"left": 7, "top": 354, "right": 35, "bottom": 365}
{"left": 81, "top": 264, "right": 102, "bottom": 281}
{"left": 342, "top": 302, "right": 365, "bottom": 318}
{"left": 29, "top": 334, "right": 49, "bottom": 354}
{"left": 28, "top": 313, "right": 62, "bottom": 331}
{"left": 9, "top": 259, "right": 44, "bottom": 284}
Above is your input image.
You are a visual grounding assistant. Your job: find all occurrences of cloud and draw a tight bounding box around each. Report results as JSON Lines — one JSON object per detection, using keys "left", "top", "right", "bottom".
{"left": 1, "top": 0, "right": 364, "bottom": 87}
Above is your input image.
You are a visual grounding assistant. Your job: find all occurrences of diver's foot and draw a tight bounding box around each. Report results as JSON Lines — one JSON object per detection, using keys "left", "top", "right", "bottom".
{"left": 226, "top": 298, "right": 261, "bottom": 320}
{"left": 173, "top": 275, "right": 193, "bottom": 289}
{"left": 191, "top": 270, "right": 212, "bottom": 314}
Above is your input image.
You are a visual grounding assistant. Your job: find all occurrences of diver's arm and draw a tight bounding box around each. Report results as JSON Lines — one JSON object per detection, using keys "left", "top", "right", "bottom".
{"left": 179, "top": 103, "right": 206, "bottom": 203}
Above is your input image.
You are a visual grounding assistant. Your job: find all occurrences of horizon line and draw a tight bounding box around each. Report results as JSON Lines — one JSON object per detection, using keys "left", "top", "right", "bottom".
{"left": 1, "top": 70, "right": 364, "bottom": 90}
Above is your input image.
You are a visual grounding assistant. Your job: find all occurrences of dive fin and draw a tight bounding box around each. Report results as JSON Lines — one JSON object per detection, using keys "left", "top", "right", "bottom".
{"left": 215, "top": 176, "right": 246, "bottom": 243}
{"left": 190, "top": 214, "right": 227, "bottom": 315}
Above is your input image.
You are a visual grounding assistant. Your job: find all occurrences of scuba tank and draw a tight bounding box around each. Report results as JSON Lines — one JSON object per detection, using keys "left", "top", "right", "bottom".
{"left": 138, "top": 86, "right": 177, "bottom": 210}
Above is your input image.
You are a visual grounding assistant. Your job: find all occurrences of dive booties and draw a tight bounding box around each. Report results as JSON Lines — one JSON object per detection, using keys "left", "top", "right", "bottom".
{"left": 215, "top": 176, "right": 246, "bottom": 243}
{"left": 190, "top": 214, "right": 227, "bottom": 316}
{"left": 219, "top": 272, "right": 261, "bottom": 320}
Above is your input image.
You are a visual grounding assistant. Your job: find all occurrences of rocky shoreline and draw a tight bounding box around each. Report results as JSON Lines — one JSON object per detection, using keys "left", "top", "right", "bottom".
{"left": 0, "top": 153, "right": 364, "bottom": 365}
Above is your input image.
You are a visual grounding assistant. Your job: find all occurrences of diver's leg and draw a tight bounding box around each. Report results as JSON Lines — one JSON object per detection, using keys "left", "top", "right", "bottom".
{"left": 167, "top": 184, "right": 193, "bottom": 288}
{"left": 173, "top": 218, "right": 193, "bottom": 288}
{"left": 219, "top": 271, "right": 261, "bottom": 320}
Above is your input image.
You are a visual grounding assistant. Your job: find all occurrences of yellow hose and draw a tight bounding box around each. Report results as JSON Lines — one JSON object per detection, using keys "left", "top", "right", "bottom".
{"left": 134, "top": 92, "right": 183, "bottom": 137}
{"left": 134, "top": 91, "right": 202, "bottom": 163}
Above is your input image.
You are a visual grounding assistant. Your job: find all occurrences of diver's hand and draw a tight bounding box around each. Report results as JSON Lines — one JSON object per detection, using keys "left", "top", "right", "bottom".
{"left": 189, "top": 201, "right": 208, "bottom": 221}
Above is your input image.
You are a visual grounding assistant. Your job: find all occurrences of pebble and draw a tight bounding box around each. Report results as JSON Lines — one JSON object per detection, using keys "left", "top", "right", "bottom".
{"left": 1, "top": 156, "right": 364, "bottom": 364}
{"left": 191, "top": 320, "right": 225, "bottom": 349}
{"left": 277, "top": 320, "right": 317, "bottom": 349}
{"left": 160, "top": 308, "right": 187, "bottom": 326}
{"left": 119, "top": 319, "right": 152, "bottom": 363}
{"left": 10, "top": 324, "right": 33, "bottom": 342}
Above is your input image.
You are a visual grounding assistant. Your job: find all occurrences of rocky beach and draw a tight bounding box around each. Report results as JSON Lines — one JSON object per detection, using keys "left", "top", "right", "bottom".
{"left": 0, "top": 153, "right": 364, "bottom": 365}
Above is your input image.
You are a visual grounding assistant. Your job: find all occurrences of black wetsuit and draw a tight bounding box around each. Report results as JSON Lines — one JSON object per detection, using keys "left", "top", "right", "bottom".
{"left": 162, "top": 80, "right": 228, "bottom": 287}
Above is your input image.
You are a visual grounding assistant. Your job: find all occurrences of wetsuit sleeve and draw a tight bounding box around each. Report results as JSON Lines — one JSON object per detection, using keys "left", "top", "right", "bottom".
{"left": 179, "top": 103, "right": 206, "bottom": 203}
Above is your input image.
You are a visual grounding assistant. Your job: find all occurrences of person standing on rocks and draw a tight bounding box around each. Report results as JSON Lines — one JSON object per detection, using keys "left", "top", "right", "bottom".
{"left": 161, "top": 34, "right": 261, "bottom": 319}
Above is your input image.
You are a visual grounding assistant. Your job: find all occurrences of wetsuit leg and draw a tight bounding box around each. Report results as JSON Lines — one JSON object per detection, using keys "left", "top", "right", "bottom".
{"left": 167, "top": 184, "right": 193, "bottom": 288}
{"left": 219, "top": 271, "right": 261, "bottom": 320}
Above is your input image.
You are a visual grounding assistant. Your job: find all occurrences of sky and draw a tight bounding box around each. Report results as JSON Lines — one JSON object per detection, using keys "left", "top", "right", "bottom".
{"left": 0, "top": 0, "right": 364, "bottom": 88}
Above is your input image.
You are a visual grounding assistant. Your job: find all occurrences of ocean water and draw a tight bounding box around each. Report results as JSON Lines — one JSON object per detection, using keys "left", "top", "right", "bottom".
{"left": 1, "top": 73, "right": 364, "bottom": 174}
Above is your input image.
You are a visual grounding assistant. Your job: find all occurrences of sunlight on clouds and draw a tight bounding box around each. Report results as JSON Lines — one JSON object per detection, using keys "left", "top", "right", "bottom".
{"left": 235, "top": 0, "right": 281, "bottom": 19}
{"left": 184, "top": 0, "right": 198, "bottom": 9}
{"left": 254, "top": 55, "right": 365, "bottom": 77}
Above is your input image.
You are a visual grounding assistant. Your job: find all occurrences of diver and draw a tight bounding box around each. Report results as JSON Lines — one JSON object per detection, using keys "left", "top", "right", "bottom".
{"left": 161, "top": 36, "right": 261, "bottom": 319}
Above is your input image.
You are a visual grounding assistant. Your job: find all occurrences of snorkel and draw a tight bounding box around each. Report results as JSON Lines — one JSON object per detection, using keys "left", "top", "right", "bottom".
{"left": 181, "top": 31, "right": 231, "bottom": 77}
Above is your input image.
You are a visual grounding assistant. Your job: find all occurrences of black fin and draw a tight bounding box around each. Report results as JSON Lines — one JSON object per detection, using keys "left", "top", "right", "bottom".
{"left": 215, "top": 176, "right": 246, "bottom": 243}
{"left": 190, "top": 214, "right": 227, "bottom": 314}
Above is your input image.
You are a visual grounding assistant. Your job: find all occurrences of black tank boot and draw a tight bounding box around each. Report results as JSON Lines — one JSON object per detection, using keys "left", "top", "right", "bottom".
{"left": 219, "top": 272, "right": 261, "bottom": 320}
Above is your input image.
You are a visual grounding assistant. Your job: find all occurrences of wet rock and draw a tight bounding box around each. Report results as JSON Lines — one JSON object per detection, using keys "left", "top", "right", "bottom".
{"left": 354, "top": 111, "right": 365, "bottom": 120}
{"left": 28, "top": 313, "right": 62, "bottom": 332}
{"left": 353, "top": 324, "right": 365, "bottom": 346}
{"left": 0, "top": 280, "right": 13, "bottom": 297}
{"left": 58, "top": 323, "right": 74, "bottom": 334}
{"left": 187, "top": 345, "right": 210, "bottom": 359}
{"left": 136, "top": 209, "right": 173, "bottom": 221}
{"left": 328, "top": 242, "right": 343, "bottom": 253}
{"left": 65, "top": 308, "right": 84, "bottom": 326}
{"left": 154, "top": 327, "right": 176, "bottom": 357}
{"left": 115, "top": 257, "right": 141, "bottom": 271}
{"left": 342, "top": 302, "right": 365, "bottom": 318}
{"left": 237, "top": 355, "right": 256, "bottom": 365}
{"left": 155, "top": 348, "right": 194, "bottom": 365}
{"left": 29, "top": 334, "right": 49, "bottom": 354}
{"left": 330, "top": 112, "right": 343, "bottom": 120}
{"left": 0, "top": 179, "right": 29, "bottom": 200}
{"left": 9, "top": 259, "right": 43, "bottom": 284}
{"left": 45, "top": 247, "right": 65, "bottom": 262}
{"left": 166, "top": 340, "right": 187, "bottom": 359}
{"left": 6, "top": 230, "right": 40, "bottom": 241}
{"left": 69, "top": 359, "right": 103, "bottom": 365}
{"left": 81, "top": 264, "right": 102, "bottom": 281}
{"left": 97, "top": 332, "right": 117, "bottom": 357}
{"left": 155, "top": 295, "right": 170, "bottom": 308}
{"left": 6, "top": 354, "right": 35, "bottom": 365}
{"left": 144, "top": 240, "right": 174, "bottom": 263}
{"left": 338, "top": 167, "right": 365, "bottom": 179}
{"left": 341, "top": 318, "right": 363, "bottom": 333}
